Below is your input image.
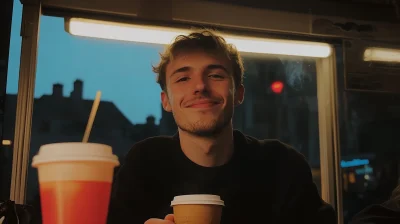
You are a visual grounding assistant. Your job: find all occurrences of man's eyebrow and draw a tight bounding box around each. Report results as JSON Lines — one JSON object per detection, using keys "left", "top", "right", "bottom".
{"left": 206, "top": 64, "right": 229, "bottom": 73}
{"left": 170, "top": 66, "right": 191, "bottom": 78}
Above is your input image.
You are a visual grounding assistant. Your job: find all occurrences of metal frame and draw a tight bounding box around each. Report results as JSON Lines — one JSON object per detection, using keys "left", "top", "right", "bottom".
{"left": 9, "top": 0, "right": 41, "bottom": 204}
{"left": 10, "top": 1, "right": 342, "bottom": 223}
{"left": 38, "top": 0, "right": 400, "bottom": 41}
{"left": 316, "top": 51, "right": 343, "bottom": 223}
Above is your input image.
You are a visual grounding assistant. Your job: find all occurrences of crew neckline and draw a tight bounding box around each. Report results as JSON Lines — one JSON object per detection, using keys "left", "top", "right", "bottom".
{"left": 172, "top": 130, "right": 246, "bottom": 171}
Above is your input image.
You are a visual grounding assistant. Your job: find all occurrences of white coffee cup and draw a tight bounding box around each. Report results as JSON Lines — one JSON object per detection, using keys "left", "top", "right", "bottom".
{"left": 171, "top": 194, "right": 224, "bottom": 224}
{"left": 32, "top": 142, "right": 119, "bottom": 224}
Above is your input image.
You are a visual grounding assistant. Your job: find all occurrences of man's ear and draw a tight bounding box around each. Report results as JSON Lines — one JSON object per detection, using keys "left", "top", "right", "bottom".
{"left": 161, "top": 91, "right": 172, "bottom": 112}
{"left": 234, "top": 84, "right": 245, "bottom": 106}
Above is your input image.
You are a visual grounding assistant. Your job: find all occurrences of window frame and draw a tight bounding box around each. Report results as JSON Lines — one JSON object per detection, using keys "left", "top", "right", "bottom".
{"left": 11, "top": 1, "right": 342, "bottom": 223}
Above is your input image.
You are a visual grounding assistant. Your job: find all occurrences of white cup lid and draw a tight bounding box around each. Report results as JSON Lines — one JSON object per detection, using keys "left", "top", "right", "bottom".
{"left": 171, "top": 194, "right": 224, "bottom": 206}
{"left": 32, "top": 142, "right": 119, "bottom": 167}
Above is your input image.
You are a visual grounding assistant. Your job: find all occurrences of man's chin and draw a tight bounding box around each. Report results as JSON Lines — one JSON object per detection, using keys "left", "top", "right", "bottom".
{"left": 191, "top": 128, "right": 221, "bottom": 137}
{"left": 178, "top": 122, "right": 228, "bottom": 137}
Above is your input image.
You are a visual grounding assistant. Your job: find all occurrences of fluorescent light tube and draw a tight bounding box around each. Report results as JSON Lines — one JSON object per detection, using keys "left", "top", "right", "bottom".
{"left": 364, "top": 47, "right": 400, "bottom": 63}
{"left": 66, "top": 18, "right": 332, "bottom": 58}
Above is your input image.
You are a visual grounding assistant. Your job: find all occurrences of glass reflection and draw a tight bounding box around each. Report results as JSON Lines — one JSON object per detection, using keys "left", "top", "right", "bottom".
{"left": 5, "top": 14, "right": 322, "bottom": 223}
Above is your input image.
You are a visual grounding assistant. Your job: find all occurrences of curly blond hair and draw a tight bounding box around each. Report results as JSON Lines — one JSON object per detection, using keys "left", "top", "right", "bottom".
{"left": 152, "top": 29, "right": 244, "bottom": 91}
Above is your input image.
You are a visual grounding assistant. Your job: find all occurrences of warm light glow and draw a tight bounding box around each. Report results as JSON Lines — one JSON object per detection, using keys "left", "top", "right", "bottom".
{"left": 364, "top": 47, "right": 400, "bottom": 63}
{"left": 271, "top": 81, "right": 284, "bottom": 94}
{"left": 2, "top": 140, "right": 12, "bottom": 146}
{"left": 348, "top": 172, "right": 356, "bottom": 184}
{"left": 66, "top": 18, "right": 332, "bottom": 58}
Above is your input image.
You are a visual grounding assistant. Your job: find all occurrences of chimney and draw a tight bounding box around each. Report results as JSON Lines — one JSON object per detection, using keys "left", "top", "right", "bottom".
{"left": 52, "top": 83, "right": 63, "bottom": 97}
{"left": 146, "top": 115, "right": 156, "bottom": 125}
{"left": 70, "top": 79, "right": 83, "bottom": 100}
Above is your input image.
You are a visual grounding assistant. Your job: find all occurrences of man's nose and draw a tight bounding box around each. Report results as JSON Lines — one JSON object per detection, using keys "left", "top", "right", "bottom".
{"left": 193, "top": 76, "right": 209, "bottom": 93}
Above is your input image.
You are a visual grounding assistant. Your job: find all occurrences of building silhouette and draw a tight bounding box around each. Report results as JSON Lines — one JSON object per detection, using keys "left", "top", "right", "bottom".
{"left": 1, "top": 58, "right": 326, "bottom": 203}
{"left": 2, "top": 79, "right": 161, "bottom": 202}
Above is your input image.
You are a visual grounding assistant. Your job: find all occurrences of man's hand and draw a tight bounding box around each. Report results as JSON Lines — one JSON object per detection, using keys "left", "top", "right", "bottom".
{"left": 144, "top": 214, "right": 175, "bottom": 224}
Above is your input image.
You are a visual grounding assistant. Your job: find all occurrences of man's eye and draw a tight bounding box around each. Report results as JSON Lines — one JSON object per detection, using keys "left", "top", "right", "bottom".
{"left": 176, "top": 77, "right": 189, "bottom": 82}
{"left": 209, "top": 74, "right": 224, "bottom": 79}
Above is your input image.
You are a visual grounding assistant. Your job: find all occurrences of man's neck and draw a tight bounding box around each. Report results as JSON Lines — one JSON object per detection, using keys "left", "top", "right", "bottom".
{"left": 178, "top": 125, "right": 234, "bottom": 167}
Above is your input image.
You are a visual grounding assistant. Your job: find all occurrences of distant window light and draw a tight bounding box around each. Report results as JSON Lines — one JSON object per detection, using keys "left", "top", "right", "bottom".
{"left": 271, "top": 81, "right": 284, "bottom": 94}
{"left": 2, "top": 140, "right": 12, "bottom": 145}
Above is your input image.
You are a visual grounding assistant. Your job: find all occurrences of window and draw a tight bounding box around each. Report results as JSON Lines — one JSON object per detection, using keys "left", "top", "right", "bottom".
{"left": 1, "top": 0, "right": 22, "bottom": 202}
{"left": 12, "top": 14, "right": 330, "bottom": 223}
{"left": 334, "top": 42, "right": 400, "bottom": 223}
{"left": 339, "top": 91, "right": 400, "bottom": 223}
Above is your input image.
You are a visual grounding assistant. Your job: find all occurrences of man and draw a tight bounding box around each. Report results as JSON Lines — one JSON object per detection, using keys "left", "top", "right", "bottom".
{"left": 351, "top": 184, "right": 400, "bottom": 224}
{"left": 107, "top": 30, "right": 336, "bottom": 224}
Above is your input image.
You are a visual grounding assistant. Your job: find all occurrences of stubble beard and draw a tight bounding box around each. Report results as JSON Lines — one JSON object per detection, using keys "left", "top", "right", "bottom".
{"left": 174, "top": 111, "right": 233, "bottom": 137}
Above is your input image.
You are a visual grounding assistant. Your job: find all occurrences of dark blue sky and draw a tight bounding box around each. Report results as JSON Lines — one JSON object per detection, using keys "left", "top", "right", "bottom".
{"left": 7, "top": 0, "right": 164, "bottom": 124}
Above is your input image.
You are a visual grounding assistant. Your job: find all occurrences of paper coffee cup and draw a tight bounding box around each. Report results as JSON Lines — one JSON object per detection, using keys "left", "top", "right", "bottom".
{"left": 32, "top": 142, "right": 119, "bottom": 224}
{"left": 171, "top": 195, "right": 224, "bottom": 224}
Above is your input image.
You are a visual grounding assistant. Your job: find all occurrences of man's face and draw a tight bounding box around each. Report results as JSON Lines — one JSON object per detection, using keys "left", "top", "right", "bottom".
{"left": 161, "top": 50, "right": 244, "bottom": 137}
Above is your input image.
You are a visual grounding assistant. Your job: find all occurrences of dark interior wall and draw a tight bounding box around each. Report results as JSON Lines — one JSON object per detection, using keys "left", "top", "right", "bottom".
{"left": 0, "top": 0, "right": 14, "bottom": 200}
{"left": 0, "top": 0, "right": 13, "bottom": 105}
{"left": 0, "top": 0, "right": 14, "bottom": 140}
{"left": 203, "top": 0, "right": 400, "bottom": 23}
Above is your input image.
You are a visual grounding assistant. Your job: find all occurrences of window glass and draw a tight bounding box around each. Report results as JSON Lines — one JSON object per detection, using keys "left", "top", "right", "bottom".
{"left": 21, "top": 15, "right": 324, "bottom": 222}
{"left": 340, "top": 92, "right": 400, "bottom": 223}
{"left": 336, "top": 45, "right": 400, "bottom": 223}
{"left": 1, "top": 0, "right": 23, "bottom": 201}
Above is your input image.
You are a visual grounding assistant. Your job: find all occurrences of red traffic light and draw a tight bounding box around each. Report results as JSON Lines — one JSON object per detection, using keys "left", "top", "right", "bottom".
{"left": 271, "top": 81, "right": 284, "bottom": 94}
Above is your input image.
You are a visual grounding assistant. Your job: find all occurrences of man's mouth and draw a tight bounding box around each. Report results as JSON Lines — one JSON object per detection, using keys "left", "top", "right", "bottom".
{"left": 186, "top": 99, "right": 220, "bottom": 108}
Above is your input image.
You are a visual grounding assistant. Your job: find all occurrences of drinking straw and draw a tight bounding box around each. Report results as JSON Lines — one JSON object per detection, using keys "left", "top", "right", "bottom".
{"left": 83, "top": 91, "right": 101, "bottom": 142}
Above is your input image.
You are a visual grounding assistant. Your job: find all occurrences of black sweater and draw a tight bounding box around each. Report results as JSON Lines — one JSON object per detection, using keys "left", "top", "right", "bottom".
{"left": 352, "top": 184, "right": 400, "bottom": 224}
{"left": 107, "top": 130, "right": 336, "bottom": 224}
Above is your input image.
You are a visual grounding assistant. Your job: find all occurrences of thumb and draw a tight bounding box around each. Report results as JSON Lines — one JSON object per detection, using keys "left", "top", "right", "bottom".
{"left": 165, "top": 214, "right": 175, "bottom": 222}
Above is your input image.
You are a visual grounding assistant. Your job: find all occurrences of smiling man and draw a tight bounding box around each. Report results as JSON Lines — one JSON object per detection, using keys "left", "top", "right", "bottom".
{"left": 107, "top": 30, "right": 336, "bottom": 224}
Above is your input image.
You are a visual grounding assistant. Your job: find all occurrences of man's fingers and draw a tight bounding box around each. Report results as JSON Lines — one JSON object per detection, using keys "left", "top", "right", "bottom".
{"left": 165, "top": 214, "right": 175, "bottom": 222}
{"left": 144, "top": 218, "right": 174, "bottom": 224}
